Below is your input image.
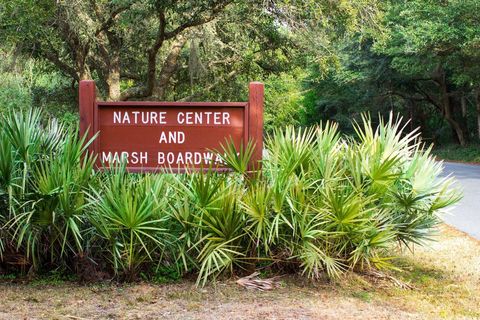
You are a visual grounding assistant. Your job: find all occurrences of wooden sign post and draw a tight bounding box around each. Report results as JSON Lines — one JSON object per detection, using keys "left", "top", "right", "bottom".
{"left": 79, "top": 80, "right": 263, "bottom": 172}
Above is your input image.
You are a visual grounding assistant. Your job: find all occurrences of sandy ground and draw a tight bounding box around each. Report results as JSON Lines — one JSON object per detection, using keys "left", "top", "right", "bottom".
{"left": 0, "top": 225, "right": 479, "bottom": 320}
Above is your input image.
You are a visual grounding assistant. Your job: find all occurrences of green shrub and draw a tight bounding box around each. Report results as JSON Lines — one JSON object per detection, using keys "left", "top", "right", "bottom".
{"left": 87, "top": 169, "right": 173, "bottom": 280}
{"left": 0, "top": 109, "right": 96, "bottom": 269}
{"left": 432, "top": 143, "right": 480, "bottom": 163}
{"left": 0, "top": 110, "right": 460, "bottom": 285}
{"left": 0, "top": 72, "right": 32, "bottom": 114}
{"left": 0, "top": 54, "right": 76, "bottom": 126}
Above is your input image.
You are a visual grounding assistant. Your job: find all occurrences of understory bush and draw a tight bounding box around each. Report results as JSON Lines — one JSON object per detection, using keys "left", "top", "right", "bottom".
{"left": 0, "top": 110, "right": 460, "bottom": 284}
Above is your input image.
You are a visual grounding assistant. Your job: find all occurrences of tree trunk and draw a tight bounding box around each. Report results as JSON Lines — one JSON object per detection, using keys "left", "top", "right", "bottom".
{"left": 106, "top": 66, "right": 120, "bottom": 101}
{"left": 78, "top": 69, "right": 91, "bottom": 81}
{"left": 461, "top": 95, "right": 467, "bottom": 118}
{"left": 444, "top": 102, "right": 466, "bottom": 146}
{"left": 475, "top": 88, "right": 480, "bottom": 140}
{"left": 450, "top": 95, "right": 468, "bottom": 143}
{"left": 439, "top": 69, "right": 466, "bottom": 146}
{"left": 408, "top": 99, "right": 414, "bottom": 133}
{"left": 77, "top": 55, "right": 90, "bottom": 81}
{"left": 153, "top": 35, "right": 188, "bottom": 100}
{"left": 458, "top": 94, "right": 469, "bottom": 142}
{"left": 74, "top": 43, "right": 91, "bottom": 81}
{"left": 101, "top": 32, "right": 122, "bottom": 101}
{"left": 414, "top": 100, "right": 428, "bottom": 139}
{"left": 106, "top": 51, "right": 121, "bottom": 101}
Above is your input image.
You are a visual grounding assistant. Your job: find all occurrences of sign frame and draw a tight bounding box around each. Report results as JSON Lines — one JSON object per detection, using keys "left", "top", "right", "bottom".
{"left": 79, "top": 80, "right": 263, "bottom": 172}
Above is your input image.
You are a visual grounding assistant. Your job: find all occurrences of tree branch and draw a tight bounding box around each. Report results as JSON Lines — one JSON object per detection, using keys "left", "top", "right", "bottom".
{"left": 179, "top": 70, "right": 238, "bottom": 101}
{"left": 120, "top": 1, "right": 232, "bottom": 100}
{"left": 164, "top": 0, "right": 232, "bottom": 39}
{"left": 39, "top": 47, "right": 79, "bottom": 81}
{"left": 94, "top": 2, "right": 134, "bottom": 37}
{"left": 153, "top": 35, "right": 188, "bottom": 99}
{"left": 120, "top": 9, "right": 166, "bottom": 100}
{"left": 413, "top": 84, "right": 443, "bottom": 111}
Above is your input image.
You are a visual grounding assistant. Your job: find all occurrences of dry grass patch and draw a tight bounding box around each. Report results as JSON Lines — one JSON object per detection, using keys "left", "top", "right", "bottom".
{"left": 0, "top": 224, "right": 479, "bottom": 320}
{"left": 385, "top": 225, "right": 480, "bottom": 319}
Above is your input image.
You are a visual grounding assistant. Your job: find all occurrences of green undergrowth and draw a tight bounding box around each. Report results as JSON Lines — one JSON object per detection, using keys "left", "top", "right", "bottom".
{"left": 432, "top": 143, "right": 480, "bottom": 163}
{"left": 1, "top": 227, "right": 479, "bottom": 319}
{"left": 0, "top": 109, "right": 461, "bottom": 286}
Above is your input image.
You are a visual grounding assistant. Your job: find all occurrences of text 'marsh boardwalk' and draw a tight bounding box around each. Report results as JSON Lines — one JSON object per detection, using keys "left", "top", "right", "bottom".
{"left": 79, "top": 80, "right": 263, "bottom": 172}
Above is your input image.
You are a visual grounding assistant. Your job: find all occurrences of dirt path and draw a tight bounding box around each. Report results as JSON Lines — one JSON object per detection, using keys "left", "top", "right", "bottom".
{"left": 0, "top": 281, "right": 419, "bottom": 320}
{"left": 1, "top": 225, "right": 479, "bottom": 320}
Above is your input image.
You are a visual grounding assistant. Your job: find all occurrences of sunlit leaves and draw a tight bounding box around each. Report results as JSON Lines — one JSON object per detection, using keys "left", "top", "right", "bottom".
{"left": 1, "top": 110, "right": 95, "bottom": 267}
{"left": 88, "top": 171, "right": 172, "bottom": 279}
{"left": 0, "top": 109, "right": 461, "bottom": 284}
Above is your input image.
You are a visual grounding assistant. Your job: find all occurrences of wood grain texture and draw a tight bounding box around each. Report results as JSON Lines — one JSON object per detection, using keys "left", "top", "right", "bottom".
{"left": 79, "top": 80, "right": 264, "bottom": 172}
{"left": 248, "top": 82, "right": 264, "bottom": 171}
{"left": 95, "top": 105, "right": 245, "bottom": 170}
{"left": 79, "top": 80, "right": 96, "bottom": 154}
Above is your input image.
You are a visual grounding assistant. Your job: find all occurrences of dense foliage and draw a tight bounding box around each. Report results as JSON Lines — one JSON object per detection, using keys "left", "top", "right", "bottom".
{"left": 0, "top": 0, "right": 382, "bottom": 133}
{"left": 304, "top": 0, "right": 480, "bottom": 146}
{"left": 0, "top": 0, "right": 379, "bottom": 100}
{"left": 2, "top": 1, "right": 479, "bottom": 147}
{"left": 0, "top": 110, "right": 460, "bottom": 284}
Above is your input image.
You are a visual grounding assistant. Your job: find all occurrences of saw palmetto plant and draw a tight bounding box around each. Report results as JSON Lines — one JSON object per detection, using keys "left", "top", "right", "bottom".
{"left": 0, "top": 109, "right": 96, "bottom": 269}
{"left": 224, "top": 114, "right": 460, "bottom": 281}
{"left": 87, "top": 167, "right": 174, "bottom": 280}
{"left": 0, "top": 109, "right": 460, "bottom": 284}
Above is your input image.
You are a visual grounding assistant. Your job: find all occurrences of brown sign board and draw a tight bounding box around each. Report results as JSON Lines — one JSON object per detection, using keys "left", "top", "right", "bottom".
{"left": 79, "top": 80, "right": 263, "bottom": 172}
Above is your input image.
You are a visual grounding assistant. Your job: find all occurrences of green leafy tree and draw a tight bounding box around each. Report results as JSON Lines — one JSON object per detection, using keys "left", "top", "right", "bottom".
{"left": 303, "top": 0, "right": 480, "bottom": 145}
{"left": 374, "top": 0, "right": 480, "bottom": 145}
{"left": 1, "top": 0, "right": 380, "bottom": 102}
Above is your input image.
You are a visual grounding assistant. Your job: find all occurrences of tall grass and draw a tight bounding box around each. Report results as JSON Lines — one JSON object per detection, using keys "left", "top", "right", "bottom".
{"left": 0, "top": 110, "right": 460, "bottom": 284}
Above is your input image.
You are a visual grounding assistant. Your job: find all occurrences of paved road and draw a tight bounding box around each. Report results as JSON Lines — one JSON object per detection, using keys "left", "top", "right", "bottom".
{"left": 441, "top": 162, "right": 480, "bottom": 240}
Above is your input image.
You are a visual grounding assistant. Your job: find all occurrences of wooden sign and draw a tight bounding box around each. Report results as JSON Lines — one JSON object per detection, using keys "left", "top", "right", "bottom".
{"left": 79, "top": 80, "right": 263, "bottom": 172}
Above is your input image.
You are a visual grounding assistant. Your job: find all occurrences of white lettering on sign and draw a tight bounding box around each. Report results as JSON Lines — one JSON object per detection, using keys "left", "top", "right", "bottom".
{"left": 177, "top": 112, "right": 230, "bottom": 125}
{"left": 113, "top": 111, "right": 231, "bottom": 125}
{"left": 158, "top": 131, "right": 185, "bottom": 144}
{"left": 157, "top": 152, "right": 224, "bottom": 165}
{"left": 102, "top": 151, "right": 148, "bottom": 164}
{"left": 106, "top": 109, "right": 239, "bottom": 169}
{"left": 113, "top": 111, "right": 167, "bottom": 124}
